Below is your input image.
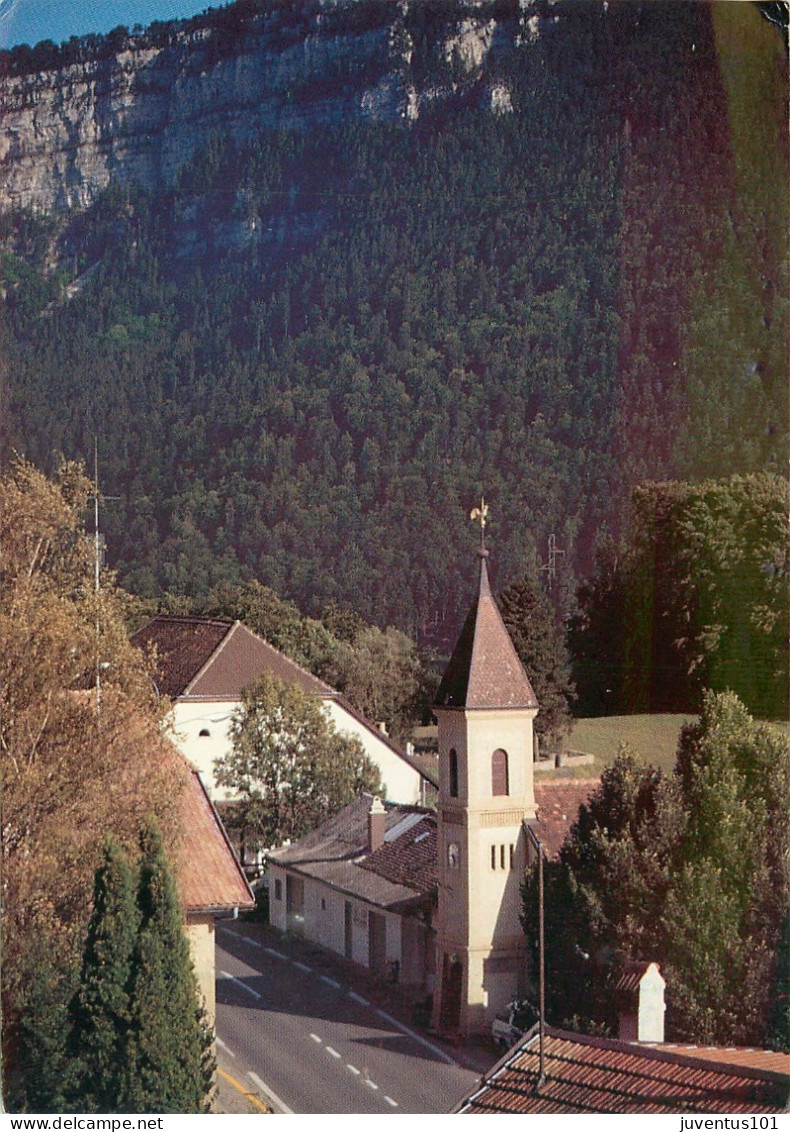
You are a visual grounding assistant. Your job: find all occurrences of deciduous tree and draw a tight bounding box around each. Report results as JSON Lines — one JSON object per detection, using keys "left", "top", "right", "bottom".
{"left": 215, "top": 672, "right": 382, "bottom": 847}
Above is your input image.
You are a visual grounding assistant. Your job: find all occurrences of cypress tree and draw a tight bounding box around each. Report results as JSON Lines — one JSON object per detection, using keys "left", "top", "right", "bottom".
{"left": 68, "top": 837, "right": 139, "bottom": 1112}
{"left": 122, "top": 818, "right": 214, "bottom": 1113}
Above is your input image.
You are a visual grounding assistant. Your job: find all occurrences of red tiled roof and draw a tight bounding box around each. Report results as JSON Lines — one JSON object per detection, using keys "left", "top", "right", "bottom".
{"left": 269, "top": 795, "right": 437, "bottom": 910}
{"left": 359, "top": 815, "right": 437, "bottom": 892}
{"left": 130, "top": 615, "right": 333, "bottom": 700}
{"left": 533, "top": 778, "right": 599, "bottom": 859}
{"left": 178, "top": 767, "right": 255, "bottom": 913}
{"left": 454, "top": 1027, "right": 790, "bottom": 1114}
{"left": 435, "top": 553, "right": 538, "bottom": 711}
{"left": 131, "top": 615, "right": 231, "bottom": 698}
{"left": 652, "top": 1046, "right": 790, "bottom": 1077}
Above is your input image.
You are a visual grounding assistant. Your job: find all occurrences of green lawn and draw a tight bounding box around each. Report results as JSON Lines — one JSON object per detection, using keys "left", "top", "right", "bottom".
{"left": 566, "top": 715, "right": 696, "bottom": 775}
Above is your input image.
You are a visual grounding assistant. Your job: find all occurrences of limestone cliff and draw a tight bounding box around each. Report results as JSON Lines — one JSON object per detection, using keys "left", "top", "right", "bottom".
{"left": 0, "top": 0, "right": 536, "bottom": 213}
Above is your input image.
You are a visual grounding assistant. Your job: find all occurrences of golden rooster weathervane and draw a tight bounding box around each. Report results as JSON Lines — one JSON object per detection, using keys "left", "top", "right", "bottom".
{"left": 470, "top": 496, "right": 489, "bottom": 551}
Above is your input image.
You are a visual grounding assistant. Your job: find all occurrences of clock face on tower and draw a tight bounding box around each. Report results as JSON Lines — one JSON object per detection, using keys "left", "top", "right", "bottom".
{"left": 447, "top": 842, "right": 460, "bottom": 869}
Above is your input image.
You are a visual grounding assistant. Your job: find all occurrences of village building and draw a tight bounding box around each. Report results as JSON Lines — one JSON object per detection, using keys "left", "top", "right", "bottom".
{"left": 453, "top": 1025, "right": 790, "bottom": 1113}
{"left": 177, "top": 761, "right": 255, "bottom": 1023}
{"left": 130, "top": 615, "right": 434, "bottom": 806}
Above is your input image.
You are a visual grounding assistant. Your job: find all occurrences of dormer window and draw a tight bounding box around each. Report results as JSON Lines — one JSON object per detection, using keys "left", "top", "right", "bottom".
{"left": 198, "top": 728, "right": 211, "bottom": 738}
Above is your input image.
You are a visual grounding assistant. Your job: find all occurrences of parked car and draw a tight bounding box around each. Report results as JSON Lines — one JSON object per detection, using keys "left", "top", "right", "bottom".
{"left": 491, "top": 999, "right": 539, "bottom": 1050}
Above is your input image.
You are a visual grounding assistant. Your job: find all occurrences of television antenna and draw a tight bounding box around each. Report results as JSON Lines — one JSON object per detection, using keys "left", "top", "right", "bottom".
{"left": 539, "top": 533, "right": 565, "bottom": 591}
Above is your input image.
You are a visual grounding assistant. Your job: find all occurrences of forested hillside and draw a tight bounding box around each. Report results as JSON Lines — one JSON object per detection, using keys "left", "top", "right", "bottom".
{"left": 1, "top": 0, "right": 786, "bottom": 645}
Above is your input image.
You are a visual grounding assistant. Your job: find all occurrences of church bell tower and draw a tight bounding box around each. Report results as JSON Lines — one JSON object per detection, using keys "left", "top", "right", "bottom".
{"left": 431, "top": 513, "right": 539, "bottom": 1039}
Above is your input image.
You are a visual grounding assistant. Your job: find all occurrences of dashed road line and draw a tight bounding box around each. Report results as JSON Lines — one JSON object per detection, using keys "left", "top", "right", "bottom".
{"left": 326, "top": 1046, "right": 341, "bottom": 1059}
{"left": 239, "top": 935, "right": 261, "bottom": 948}
{"left": 216, "top": 1036, "right": 236, "bottom": 1058}
{"left": 265, "top": 947, "right": 287, "bottom": 960}
{"left": 320, "top": 974, "right": 341, "bottom": 989}
{"left": 384, "top": 1096, "right": 398, "bottom": 1107}
{"left": 365, "top": 1079, "right": 379, "bottom": 1091}
{"left": 220, "top": 970, "right": 261, "bottom": 1001}
{"left": 248, "top": 1070, "right": 294, "bottom": 1116}
{"left": 347, "top": 1064, "right": 361, "bottom": 1075}
{"left": 310, "top": 1033, "right": 322, "bottom": 1043}
{"left": 293, "top": 960, "right": 312, "bottom": 974}
{"left": 348, "top": 990, "right": 370, "bottom": 1006}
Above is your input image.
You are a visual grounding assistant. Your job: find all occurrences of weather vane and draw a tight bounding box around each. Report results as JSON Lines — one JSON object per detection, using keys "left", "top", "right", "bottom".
{"left": 469, "top": 496, "right": 489, "bottom": 551}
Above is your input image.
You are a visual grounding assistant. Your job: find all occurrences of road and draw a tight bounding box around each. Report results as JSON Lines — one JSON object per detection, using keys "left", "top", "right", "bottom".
{"left": 215, "top": 923, "right": 484, "bottom": 1114}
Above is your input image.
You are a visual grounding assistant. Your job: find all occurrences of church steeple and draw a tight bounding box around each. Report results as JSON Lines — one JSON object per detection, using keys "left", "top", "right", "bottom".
{"left": 431, "top": 515, "right": 539, "bottom": 1040}
{"left": 435, "top": 549, "right": 538, "bottom": 712}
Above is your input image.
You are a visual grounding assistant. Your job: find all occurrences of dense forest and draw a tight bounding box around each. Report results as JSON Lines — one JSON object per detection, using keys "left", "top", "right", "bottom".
{"left": 1, "top": 0, "right": 787, "bottom": 649}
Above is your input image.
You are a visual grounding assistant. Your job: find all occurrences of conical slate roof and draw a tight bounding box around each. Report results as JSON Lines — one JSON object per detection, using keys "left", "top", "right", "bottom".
{"left": 435, "top": 551, "right": 539, "bottom": 710}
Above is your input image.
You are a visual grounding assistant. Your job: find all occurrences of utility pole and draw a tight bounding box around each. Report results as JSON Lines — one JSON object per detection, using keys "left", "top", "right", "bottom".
{"left": 539, "top": 533, "right": 565, "bottom": 592}
{"left": 89, "top": 439, "right": 119, "bottom": 720}
{"left": 525, "top": 824, "right": 547, "bottom": 1093}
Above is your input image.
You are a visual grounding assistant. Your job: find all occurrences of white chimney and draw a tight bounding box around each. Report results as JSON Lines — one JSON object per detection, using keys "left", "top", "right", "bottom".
{"left": 367, "top": 796, "right": 386, "bottom": 853}
{"left": 616, "top": 961, "right": 666, "bottom": 1043}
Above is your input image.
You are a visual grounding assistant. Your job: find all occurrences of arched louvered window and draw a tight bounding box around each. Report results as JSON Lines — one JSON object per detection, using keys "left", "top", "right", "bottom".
{"left": 449, "top": 749, "right": 459, "bottom": 798}
{"left": 491, "top": 748, "right": 509, "bottom": 796}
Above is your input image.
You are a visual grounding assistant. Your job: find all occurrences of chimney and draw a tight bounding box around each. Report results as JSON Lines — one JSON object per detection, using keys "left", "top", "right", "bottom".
{"left": 367, "top": 797, "right": 386, "bottom": 853}
{"left": 616, "top": 961, "right": 666, "bottom": 1043}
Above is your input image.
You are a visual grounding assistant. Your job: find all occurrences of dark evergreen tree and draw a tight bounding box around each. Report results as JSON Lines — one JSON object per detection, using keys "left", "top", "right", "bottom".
{"left": 499, "top": 570, "right": 574, "bottom": 749}
{"left": 122, "top": 819, "right": 214, "bottom": 1114}
{"left": 68, "top": 837, "right": 139, "bottom": 1112}
{"left": 522, "top": 693, "right": 790, "bottom": 1047}
{"left": 4, "top": 927, "right": 77, "bottom": 1112}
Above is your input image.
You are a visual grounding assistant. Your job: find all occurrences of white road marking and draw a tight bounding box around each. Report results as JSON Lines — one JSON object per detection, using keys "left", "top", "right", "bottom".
{"left": 366, "top": 1079, "right": 379, "bottom": 1091}
{"left": 239, "top": 935, "right": 261, "bottom": 948}
{"left": 320, "top": 975, "right": 341, "bottom": 989}
{"left": 248, "top": 1071, "right": 294, "bottom": 1116}
{"left": 348, "top": 991, "right": 370, "bottom": 1006}
{"left": 293, "top": 961, "right": 311, "bottom": 974}
{"left": 374, "top": 1008, "right": 457, "bottom": 1065}
{"left": 384, "top": 1097, "right": 398, "bottom": 1107}
{"left": 326, "top": 1046, "right": 341, "bottom": 1059}
{"left": 215, "top": 1036, "right": 236, "bottom": 1058}
{"left": 265, "top": 947, "right": 287, "bottom": 960}
{"left": 220, "top": 970, "right": 261, "bottom": 1001}
{"left": 310, "top": 1033, "right": 322, "bottom": 1043}
{"left": 347, "top": 1064, "right": 361, "bottom": 1075}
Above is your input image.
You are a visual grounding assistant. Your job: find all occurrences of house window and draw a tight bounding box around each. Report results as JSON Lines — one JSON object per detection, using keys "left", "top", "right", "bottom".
{"left": 198, "top": 728, "right": 211, "bottom": 738}
{"left": 448, "top": 842, "right": 460, "bottom": 869}
{"left": 274, "top": 879, "right": 282, "bottom": 901}
{"left": 449, "top": 749, "right": 459, "bottom": 797}
{"left": 490, "top": 845, "right": 496, "bottom": 870}
{"left": 509, "top": 844, "right": 515, "bottom": 869}
{"left": 500, "top": 844, "right": 506, "bottom": 870}
{"left": 492, "top": 749, "right": 509, "bottom": 796}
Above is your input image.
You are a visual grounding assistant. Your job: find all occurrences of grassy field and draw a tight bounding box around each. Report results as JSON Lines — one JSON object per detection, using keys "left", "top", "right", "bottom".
{"left": 565, "top": 715, "right": 696, "bottom": 775}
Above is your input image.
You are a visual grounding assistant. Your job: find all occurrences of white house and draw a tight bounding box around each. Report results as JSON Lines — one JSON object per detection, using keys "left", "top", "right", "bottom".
{"left": 130, "top": 615, "right": 435, "bottom": 805}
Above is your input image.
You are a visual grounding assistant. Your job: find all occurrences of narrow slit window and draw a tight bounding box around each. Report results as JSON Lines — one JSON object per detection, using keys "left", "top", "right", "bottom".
{"left": 490, "top": 845, "right": 496, "bottom": 870}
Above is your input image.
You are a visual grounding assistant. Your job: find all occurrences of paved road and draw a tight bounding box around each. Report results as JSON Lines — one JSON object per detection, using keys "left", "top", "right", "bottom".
{"left": 215, "top": 924, "right": 483, "bottom": 1114}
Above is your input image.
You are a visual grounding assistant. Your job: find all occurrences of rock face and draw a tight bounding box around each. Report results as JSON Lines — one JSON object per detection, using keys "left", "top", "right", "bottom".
{"left": 0, "top": 2, "right": 528, "bottom": 214}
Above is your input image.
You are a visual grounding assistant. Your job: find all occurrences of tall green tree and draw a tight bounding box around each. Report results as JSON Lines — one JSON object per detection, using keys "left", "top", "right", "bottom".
{"left": 522, "top": 692, "right": 790, "bottom": 1047}
{"left": 215, "top": 672, "right": 382, "bottom": 847}
{"left": 331, "top": 625, "right": 422, "bottom": 746}
{"left": 569, "top": 475, "right": 789, "bottom": 718}
{"left": 68, "top": 838, "right": 139, "bottom": 1112}
{"left": 499, "top": 570, "right": 574, "bottom": 749}
{"left": 122, "top": 819, "right": 214, "bottom": 1114}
